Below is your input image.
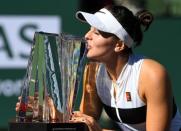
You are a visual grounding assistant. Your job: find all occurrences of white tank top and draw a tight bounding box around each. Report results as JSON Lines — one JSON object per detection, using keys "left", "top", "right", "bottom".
{"left": 96, "top": 54, "right": 181, "bottom": 131}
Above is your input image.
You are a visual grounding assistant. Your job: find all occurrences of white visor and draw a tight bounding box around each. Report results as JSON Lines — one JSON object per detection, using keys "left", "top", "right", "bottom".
{"left": 76, "top": 8, "right": 134, "bottom": 48}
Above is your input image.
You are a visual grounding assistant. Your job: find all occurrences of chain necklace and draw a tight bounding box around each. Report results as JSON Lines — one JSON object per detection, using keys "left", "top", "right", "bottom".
{"left": 111, "top": 62, "right": 128, "bottom": 103}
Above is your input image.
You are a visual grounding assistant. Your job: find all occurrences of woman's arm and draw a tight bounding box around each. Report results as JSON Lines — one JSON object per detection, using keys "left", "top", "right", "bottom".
{"left": 80, "top": 62, "right": 103, "bottom": 120}
{"left": 71, "top": 62, "right": 118, "bottom": 131}
{"left": 140, "top": 59, "right": 173, "bottom": 131}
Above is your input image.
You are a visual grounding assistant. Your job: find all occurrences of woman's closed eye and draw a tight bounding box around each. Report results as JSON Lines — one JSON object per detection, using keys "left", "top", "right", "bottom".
{"left": 93, "top": 30, "right": 100, "bottom": 35}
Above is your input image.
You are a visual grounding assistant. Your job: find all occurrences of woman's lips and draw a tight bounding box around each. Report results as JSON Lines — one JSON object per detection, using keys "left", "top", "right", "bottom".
{"left": 86, "top": 44, "right": 91, "bottom": 50}
{"left": 87, "top": 45, "right": 91, "bottom": 50}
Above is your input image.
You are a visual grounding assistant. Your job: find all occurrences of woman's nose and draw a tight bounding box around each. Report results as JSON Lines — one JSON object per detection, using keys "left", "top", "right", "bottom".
{"left": 85, "top": 30, "right": 92, "bottom": 40}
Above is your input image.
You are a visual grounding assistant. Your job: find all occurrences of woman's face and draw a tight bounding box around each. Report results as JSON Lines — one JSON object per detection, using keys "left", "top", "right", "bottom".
{"left": 85, "top": 27, "right": 118, "bottom": 62}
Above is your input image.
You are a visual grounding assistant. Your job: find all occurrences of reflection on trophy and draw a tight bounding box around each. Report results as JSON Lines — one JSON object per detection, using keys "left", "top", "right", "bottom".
{"left": 16, "top": 32, "right": 87, "bottom": 124}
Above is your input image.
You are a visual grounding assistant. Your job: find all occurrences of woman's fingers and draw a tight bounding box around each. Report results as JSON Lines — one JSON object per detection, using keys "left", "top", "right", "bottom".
{"left": 70, "top": 115, "right": 101, "bottom": 131}
{"left": 47, "top": 97, "right": 57, "bottom": 120}
{"left": 72, "top": 111, "right": 88, "bottom": 117}
{"left": 69, "top": 116, "right": 90, "bottom": 124}
{"left": 16, "top": 96, "right": 35, "bottom": 112}
{"left": 18, "top": 96, "right": 21, "bottom": 101}
{"left": 15, "top": 102, "right": 20, "bottom": 111}
{"left": 72, "top": 111, "right": 94, "bottom": 121}
{"left": 71, "top": 112, "right": 94, "bottom": 126}
{"left": 15, "top": 96, "right": 61, "bottom": 122}
{"left": 28, "top": 96, "right": 34, "bottom": 105}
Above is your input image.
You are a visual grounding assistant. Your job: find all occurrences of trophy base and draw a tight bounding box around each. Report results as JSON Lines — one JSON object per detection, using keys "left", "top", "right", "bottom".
{"left": 9, "top": 120, "right": 89, "bottom": 131}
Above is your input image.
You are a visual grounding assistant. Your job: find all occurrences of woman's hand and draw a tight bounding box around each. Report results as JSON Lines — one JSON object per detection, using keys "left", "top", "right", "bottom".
{"left": 70, "top": 111, "right": 102, "bottom": 131}
{"left": 15, "top": 96, "right": 34, "bottom": 112}
{"left": 15, "top": 96, "right": 62, "bottom": 122}
{"left": 46, "top": 97, "right": 63, "bottom": 122}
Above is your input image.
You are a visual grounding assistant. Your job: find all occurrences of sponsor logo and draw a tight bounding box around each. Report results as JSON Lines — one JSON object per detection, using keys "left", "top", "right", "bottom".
{"left": 0, "top": 79, "right": 22, "bottom": 97}
{"left": 0, "top": 15, "right": 61, "bottom": 68}
{"left": 0, "top": 15, "right": 61, "bottom": 97}
{"left": 126, "top": 92, "right": 132, "bottom": 101}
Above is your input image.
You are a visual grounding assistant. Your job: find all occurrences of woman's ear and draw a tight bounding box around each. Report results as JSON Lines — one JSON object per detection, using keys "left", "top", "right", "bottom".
{"left": 114, "top": 40, "right": 126, "bottom": 53}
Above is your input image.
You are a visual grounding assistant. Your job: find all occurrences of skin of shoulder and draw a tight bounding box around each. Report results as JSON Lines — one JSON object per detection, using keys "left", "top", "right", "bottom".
{"left": 139, "top": 58, "right": 173, "bottom": 131}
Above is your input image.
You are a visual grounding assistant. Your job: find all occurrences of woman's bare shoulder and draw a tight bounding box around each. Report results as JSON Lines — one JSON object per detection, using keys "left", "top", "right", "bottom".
{"left": 142, "top": 58, "right": 168, "bottom": 78}
{"left": 139, "top": 58, "right": 171, "bottom": 99}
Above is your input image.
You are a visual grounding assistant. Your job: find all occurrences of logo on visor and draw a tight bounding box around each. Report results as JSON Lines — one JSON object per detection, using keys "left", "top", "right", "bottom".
{"left": 97, "top": 11, "right": 106, "bottom": 14}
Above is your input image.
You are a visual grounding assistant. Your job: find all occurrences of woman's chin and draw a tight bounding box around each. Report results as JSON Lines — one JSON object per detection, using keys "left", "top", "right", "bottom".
{"left": 87, "top": 56, "right": 99, "bottom": 62}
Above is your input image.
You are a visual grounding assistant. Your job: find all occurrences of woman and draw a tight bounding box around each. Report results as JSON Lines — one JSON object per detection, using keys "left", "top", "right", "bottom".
{"left": 70, "top": 5, "right": 181, "bottom": 131}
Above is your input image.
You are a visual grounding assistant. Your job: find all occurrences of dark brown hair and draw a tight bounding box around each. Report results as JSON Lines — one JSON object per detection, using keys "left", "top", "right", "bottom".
{"left": 106, "top": 5, "right": 154, "bottom": 47}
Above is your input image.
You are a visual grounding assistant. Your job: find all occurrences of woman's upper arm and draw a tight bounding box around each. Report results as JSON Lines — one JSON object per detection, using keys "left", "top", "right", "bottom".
{"left": 140, "top": 59, "right": 173, "bottom": 131}
{"left": 80, "top": 62, "right": 103, "bottom": 120}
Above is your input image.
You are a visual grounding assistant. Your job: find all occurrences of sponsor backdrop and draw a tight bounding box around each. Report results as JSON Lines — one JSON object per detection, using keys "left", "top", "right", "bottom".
{"left": 0, "top": 0, "right": 83, "bottom": 130}
{"left": 0, "top": 0, "right": 181, "bottom": 130}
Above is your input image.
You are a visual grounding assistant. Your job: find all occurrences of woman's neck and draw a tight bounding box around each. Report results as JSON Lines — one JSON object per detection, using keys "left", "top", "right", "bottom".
{"left": 105, "top": 53, "right": 130, "bottom": 82}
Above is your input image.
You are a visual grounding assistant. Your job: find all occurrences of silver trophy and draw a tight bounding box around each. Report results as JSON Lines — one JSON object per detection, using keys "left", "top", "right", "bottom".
{"left": 16, "top": 32, "right": 87, "bottom": 123}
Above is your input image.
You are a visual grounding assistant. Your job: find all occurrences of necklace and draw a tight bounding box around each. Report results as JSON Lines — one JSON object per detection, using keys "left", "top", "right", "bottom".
{"left": 111, "top": 62, "right": 128, "bottom": 103}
